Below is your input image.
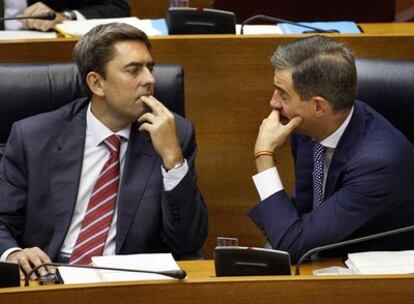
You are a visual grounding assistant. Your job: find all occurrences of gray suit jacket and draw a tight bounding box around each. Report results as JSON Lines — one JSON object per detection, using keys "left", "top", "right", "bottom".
{"left": 0, "top": 98, "right": 208, "bottom": 260}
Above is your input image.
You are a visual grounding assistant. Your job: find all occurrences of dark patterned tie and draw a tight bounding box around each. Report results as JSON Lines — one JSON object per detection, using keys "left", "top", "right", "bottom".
{"left": 70, "top": 134, "right": 121, "bottom": 265}
{"left": 312, "top": 143, "right": 326, "bottom": 209}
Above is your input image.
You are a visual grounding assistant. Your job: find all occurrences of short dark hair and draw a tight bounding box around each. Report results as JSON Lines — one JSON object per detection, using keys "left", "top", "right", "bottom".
{"left": 271, "top": 36, "right": 356, "bottom": 111}
{"left": 73, "top": 22, "right": 151, "bottom": 92}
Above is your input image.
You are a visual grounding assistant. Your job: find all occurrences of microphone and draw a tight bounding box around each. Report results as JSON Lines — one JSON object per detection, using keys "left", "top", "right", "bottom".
{"left": 240, "top": 14, "right": 337, "bottom": 35}
{"left": 0, "top": 12, "right": 57, "bottom": 22}
{"left": 24, "top": 262, "right": 187, "bottom": 286}
{"left": 294, "top": 224, "right": 414, "bottom": 275}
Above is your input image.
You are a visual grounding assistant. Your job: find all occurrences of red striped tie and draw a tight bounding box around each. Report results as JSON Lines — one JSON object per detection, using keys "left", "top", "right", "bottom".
{"left": 70, "top": 134, "right": 121, "bottom": 265}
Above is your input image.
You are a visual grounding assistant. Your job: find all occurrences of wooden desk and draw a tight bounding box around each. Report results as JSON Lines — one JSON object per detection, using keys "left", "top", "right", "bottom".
{"left": 1, "top": 24, "right": 414, "bottom": 258}
{"left": 0, "top": 260, "right": 413, "bottom": 303}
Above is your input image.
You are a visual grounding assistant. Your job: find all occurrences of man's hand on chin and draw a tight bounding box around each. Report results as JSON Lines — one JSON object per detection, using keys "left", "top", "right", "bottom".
{"left": 254, "top": 110, "right": 302, "bottom": 172}
{"left": 137, "top": 96, "right": 184, "bottom": 170}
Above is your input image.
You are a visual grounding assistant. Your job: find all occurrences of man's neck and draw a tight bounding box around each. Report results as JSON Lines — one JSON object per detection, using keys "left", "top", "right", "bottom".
{"left": 90, "top": 99, "right": 130, "bottom": 132}
{"left": 311, "top": 108, "right": 352, "bottom": 142}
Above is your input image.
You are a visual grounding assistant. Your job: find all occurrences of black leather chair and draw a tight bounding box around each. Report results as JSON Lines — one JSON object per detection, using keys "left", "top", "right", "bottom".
{"left": 0, "top": 63, "right": 185, "bottom": 157}
{"left": 356, "top": 58, "right": 414, "bottom": 144}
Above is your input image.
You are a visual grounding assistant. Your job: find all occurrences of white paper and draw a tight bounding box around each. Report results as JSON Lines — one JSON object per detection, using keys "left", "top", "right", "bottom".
{"left": 58, "top": 266, "right": 101, "bottom": 284}
{"left": 236, "top": 24, "right": 282, "bottom": 35}
{"left": 0, "top": 30, "right": 57, "bottom": 40}
{"left": 58, "top": 253, "right": 183, "bottom": 284}
{"left": 56, "top": 17, "right": 166, "bottom": 37}
{"left": 345, "top": 250, "right": 414, "bottom": 275}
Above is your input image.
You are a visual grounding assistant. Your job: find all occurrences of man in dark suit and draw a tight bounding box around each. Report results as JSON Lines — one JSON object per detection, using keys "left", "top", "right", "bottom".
{"left": 0, "top": 23, "right": 207, "bottom": 278}
{"left": 4, "top": 1, "right": 130, "bottom": 31}
{"left": 249, "top": 36, "right": 414, "bottom": 263}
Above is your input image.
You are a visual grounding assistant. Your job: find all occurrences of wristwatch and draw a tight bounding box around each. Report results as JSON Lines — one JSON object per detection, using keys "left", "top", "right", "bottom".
{"left": 62, "top": 10, "right": 77, "bottom": 20}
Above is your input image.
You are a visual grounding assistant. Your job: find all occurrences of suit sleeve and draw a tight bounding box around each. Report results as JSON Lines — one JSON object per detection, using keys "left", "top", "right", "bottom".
{"left": 76, "top": 0, "right": 130, "bottom": 19}
{"left": 249, "top": 151, "right": 410, "bottom": 263}
{"left": 160, "top": 120, "right": 208, "bottom": 256}
{"left": 0, "top": 123, "right": 28, "bottom": 256}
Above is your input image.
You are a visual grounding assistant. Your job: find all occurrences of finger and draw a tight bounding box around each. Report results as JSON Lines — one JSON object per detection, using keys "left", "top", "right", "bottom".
{"left": 31, "top": 247, "right": 52, "bottom": 275}
{"left": 137, "top": 112, "right": 156, "bottom": 124}
{"left": 19, "top": 269, "right": 25, "bottom": 281}
{"left": 286, "top": 116, "right": 303, "bottom": 131}
{"left": 138, "top": 122, "right": 153, "bottom": 133}
{"left": 41, "top": 21, "right": 56, "bottom": 32}
{"left": 47, "top": 265, "right": 57, "bottom": 274}
{"left": 20, "top": 18, "right": 30, "bottom": 29}
{"left": 140, "top": 96, "right": 165, "bottom": 115}
{"left": 16, "top": 255, "right": 34, "bottom": 279}
{"left": 30, "top": 20, "right": 53, "bottom": 31}
{"left": 268, "top": 109, "right": 280, "bottom": 120}
{"left": 25, "top": 253, "right": 46, "bottom": 277}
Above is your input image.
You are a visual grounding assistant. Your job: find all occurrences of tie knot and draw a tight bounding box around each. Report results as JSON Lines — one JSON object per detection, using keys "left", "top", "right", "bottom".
{"left": 103, "top": 134, "right": 121, "bottom": 154}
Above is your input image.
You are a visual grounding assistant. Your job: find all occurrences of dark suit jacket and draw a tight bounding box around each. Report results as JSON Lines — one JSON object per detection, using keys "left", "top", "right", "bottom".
{"left": 249, "top": 101, "right": 414, "bottom": 262}
{"left": 28, "top": 0, "right": 130, "bottom": 18}
{"left": 0, "top": 98, "right": 208, "bottom": 260}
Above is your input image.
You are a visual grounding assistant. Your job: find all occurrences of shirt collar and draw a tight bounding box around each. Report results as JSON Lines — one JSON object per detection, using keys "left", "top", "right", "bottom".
{"left": 319, "top": 106, "right": 354, "bottom": 149}
{"left": 86, "top": 103, "right": 131, "bottom": 146}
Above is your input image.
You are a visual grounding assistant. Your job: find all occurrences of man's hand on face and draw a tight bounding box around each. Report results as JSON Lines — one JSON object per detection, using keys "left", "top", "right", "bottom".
{"left": 254, "top": 110, "right": 302, "bottom": 172}
{"left": 138, "top": 96, "right": 184, "bottom": 170}
{"left": 7, "top": 247, "right": 55, "bottom": 280}
{"left": 20, "top": 2, "right": 69, "bottom": 32}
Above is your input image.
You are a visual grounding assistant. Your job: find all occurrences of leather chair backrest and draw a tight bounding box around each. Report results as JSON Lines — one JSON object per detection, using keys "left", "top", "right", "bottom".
{"left": 0, "top": 62, "right": 185, "bottom": 154}
{"left": 356, "top": 58, "right": 414, "bottom": 144}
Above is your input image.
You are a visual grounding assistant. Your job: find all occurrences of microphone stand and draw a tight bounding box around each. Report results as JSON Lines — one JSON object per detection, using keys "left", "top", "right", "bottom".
{"left": 24, "top": 262, "right": 187, "bottom": 286}
{"left": 240, "top": 14, "right": 337, "bottom": 35}
{"left": 294, "top": 224, "right": 414, "bottom": 275}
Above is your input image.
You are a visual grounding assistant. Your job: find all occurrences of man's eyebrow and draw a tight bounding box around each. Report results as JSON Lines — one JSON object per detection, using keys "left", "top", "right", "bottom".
{"left": 123, "top": 61, "right": 155, "bottom": 69}
{"left": 273, "top": 84, "right": 289, "bottom": 96}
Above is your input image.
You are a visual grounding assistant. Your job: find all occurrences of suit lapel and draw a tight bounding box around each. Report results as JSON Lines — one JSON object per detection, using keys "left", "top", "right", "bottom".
{"left": 294, "top": 136, "right": 314, "bottom": 214}
{"left": 116, "top": 125, "right": 158, "bottom": 252}
{"left": 47, "top": 106, "right": 87, "bottom": 258}
{"left": 324, "top": 102, "right": 367, "bottom": 198}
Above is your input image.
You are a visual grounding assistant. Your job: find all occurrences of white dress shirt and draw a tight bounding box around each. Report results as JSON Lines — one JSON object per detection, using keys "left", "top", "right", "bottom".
{"left": 1, "top": 103, "right": 188, "bottom": 261}
{"left": 253, "top": 107, "right": 354, "bottom": 201}
{"left": 4, "top": 0, "right": 85, "bottom": 30}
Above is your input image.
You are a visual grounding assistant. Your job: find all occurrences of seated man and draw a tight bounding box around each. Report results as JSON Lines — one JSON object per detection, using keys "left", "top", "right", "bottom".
{"left": 0, "top": 23, "right": 207, "bottom": 279}
{"left": 2, "top": 1, "right": 130, "bottom": 32}
{"left": 249, "top": 36, "right": 414, "bottom": 263}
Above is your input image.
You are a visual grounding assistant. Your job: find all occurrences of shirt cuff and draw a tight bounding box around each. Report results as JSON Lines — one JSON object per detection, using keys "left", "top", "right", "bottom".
{"left": 73, "top": 10, "right": 86, "bottom": 21}
{"left": 252, "top": 166, "right": 284, "bottom": 201}
{"left": 161, "top": 159, "right": 189, "bottom": 191}
{"left": 1, "top": 247, "right": 22, "bottom": 262}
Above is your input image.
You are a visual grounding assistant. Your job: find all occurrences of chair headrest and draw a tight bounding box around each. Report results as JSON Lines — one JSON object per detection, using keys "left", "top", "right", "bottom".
{"left": 356, "top": 58, "right": 414, "bottom": 143}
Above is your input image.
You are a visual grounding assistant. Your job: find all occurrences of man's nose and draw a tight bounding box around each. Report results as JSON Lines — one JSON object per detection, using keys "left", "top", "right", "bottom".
{"left": 143, "top": 68, "right": 156, "bottom": 85}
{"left": 270, "top": 91, "right": 282, "bottom": 109}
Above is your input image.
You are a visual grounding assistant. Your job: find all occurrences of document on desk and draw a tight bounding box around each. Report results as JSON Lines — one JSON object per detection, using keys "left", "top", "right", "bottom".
{"left": 55, "top": 17, "right": 168, "bottom": 38}
{"left": 345, "top": 250, "right": 414, "bottom": 275}
{"left": 278, "top": 21, "right": 361, "bottom": 34}
{"left": 236, "top": 24, "right": 283, "bottom": 35}
{"left": 58, "top": 253, "right": 182, "bottom": 284}
{"left": 0, "top": 30, "right": 57, "bottom": 40}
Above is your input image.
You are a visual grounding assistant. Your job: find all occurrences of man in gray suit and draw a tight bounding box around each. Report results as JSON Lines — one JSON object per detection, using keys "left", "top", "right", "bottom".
{"left": 0, "top": 23, "right": 207, "bottom": 279}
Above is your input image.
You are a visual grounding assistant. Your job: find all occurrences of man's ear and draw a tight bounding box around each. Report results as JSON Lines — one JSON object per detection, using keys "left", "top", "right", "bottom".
{"left": 86, "top": 71, "right": 105, "bottom": 97}
{"left": 312, "top": 96, "right": 329, "bottom": 117}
